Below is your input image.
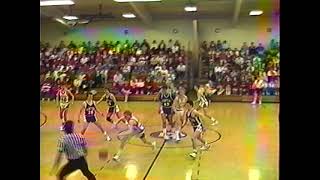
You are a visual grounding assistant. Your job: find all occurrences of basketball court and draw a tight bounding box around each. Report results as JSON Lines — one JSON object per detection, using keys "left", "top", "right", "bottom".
{"left": 40, "top": 101, "right": 279, "bottom": 180}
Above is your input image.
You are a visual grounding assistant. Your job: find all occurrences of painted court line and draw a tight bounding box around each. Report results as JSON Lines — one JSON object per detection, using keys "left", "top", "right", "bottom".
{"left": 40, "top": 112, "right": 48, "bottom": 128}
{"left": 193, "top": 130, "right": 222, "bottom": 180}
{"left": 143, "top": 140, "right": 166, "bottom": 180}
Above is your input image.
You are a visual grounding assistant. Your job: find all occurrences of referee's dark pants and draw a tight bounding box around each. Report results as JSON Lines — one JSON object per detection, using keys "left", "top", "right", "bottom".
{"left": 57, "top": 156, "right": 96, "bottom": 180}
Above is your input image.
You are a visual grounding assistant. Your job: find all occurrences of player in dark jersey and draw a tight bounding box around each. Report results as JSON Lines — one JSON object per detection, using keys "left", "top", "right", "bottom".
{"left": 97, "top": 88, "right": 121, "bottom": 123}
{"left": 56, "top": 84, "right": 74, "bottom": 131}
{"left": 158, "top": 85, "right": 176, "bottom": 140}
{"left": 182, "top": 100, "right": 211, "bottom": 159}
{"left": 78, "top": 92, "right": 111, "bottom": 141}
{"left": 112, "top": 110, "right": 156, "bottom": 161}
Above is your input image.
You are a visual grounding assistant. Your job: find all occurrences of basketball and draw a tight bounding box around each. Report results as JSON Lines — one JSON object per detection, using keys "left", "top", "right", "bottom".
{"left": 98, "top": 150, "right": 109, "bottom": 161}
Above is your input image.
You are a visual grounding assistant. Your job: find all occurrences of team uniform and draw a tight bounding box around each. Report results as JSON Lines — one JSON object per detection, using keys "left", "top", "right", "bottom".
{"left": 106, "top": 95, "right": 120, "bottom": 114}
{"left": 159, "top": 92, "right": 175, "bottom": 117}
{"left": 58, "top": 90, "right": 70, "bottom": 110}
{"left": 83, "top": 101, "right": 97, "bottom": 123}
{"left": 186, "top": 109, "right": 204, "bottom": 133}
{"left": 198, "top": 93, "right": 209, "bottom": 108}
{"left": 174, "top": 95, "right": 188, "bottom": 117}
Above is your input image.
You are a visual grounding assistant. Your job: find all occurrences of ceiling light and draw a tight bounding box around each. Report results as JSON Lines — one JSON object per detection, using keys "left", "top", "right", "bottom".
{"left": 122, "top": 13, "right": 136, "bottom": 18}
{"left": 63, "top": 15, "right": 78, "bottom": 20}
{"left": 55, "top": 18, "right": 68, "bottom": 26}
{"left": 249, "top": 10, "right": 263, "bottom": 16}
{"left": 78, "top": 19, "right": 90, "bottom": 24}
{"left": 114, "top": 0, "right": 161, "bottom": 2}
{"left": 184, "top": 5, "right": 197, "bottom": 12}
{"left": 40, "top": 0, "right": 75, "bottom": 6}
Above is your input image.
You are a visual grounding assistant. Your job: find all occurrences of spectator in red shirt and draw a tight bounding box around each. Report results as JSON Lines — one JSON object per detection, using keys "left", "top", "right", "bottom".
{"left": 136, "top": 78, "right": 145, "bottom": 95}
{"left": 130, "top": 77, "right": 138, "bottom": 94}
{"left": 121, "top": 81, "right": 132, "bottom": 102}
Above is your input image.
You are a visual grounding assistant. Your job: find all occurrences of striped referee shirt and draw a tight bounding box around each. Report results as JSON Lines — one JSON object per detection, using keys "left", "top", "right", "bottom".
{"left": 57, "top": 133, "right": 87, "bottom": 160}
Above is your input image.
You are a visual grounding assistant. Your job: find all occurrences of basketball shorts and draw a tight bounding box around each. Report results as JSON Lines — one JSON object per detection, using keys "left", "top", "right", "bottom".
{"left": 199, "top": 100, "right": 209, "bottom": 108}
{"left": 193, "top": 124, "right": 203, "bottom": 132}
{"left": 133, "top": 125, "right": 145, "bottom": 139}
{"left": 85, "top": 116, "right": 97, "bottom": 123}
{"left": 108, "top": 105, "right": 120, "bottom": 113}
{"left": 60, "top": 102, "right": 70, "bottom": 109}
{"left": 160, "top": 107, "right": 174, "bottom": 117}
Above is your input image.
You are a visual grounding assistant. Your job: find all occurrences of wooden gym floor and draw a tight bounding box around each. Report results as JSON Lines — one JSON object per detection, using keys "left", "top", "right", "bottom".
{"left": 40, "top": 101, "right": 279, "bottom": 180}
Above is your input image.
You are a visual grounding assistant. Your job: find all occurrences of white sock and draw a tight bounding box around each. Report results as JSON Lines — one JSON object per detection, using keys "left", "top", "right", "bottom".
{"left": 175, "top": 130, "right": 180, "bottom": 138}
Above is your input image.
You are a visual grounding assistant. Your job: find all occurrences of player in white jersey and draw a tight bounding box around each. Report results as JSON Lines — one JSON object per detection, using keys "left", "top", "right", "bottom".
{"left": 112, "top": 110, "right": 156, "bottom": 161}
{"left": 56, "top": 84, "right": 74, "bottom": 130}
{"left": 172, "top": 87, "right": 188, "bottom": 141}
{"left": 196, "top": 84, "right": 218, "bottom": 126}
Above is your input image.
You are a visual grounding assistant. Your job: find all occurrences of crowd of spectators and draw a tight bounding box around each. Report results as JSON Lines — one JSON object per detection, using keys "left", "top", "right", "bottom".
{"left": 200, "top": 39, "right": 280, "bottom": 96}
{"left": 40, "top": 39, "right": 188, "bottom": 101}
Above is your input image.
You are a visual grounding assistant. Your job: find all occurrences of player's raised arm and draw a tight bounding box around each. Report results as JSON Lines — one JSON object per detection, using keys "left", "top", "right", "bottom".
{"left": 196, "top": 90, "right": 202, "bottom": 102}
{"left": 110, "top": 94, "right": 117, "bottom": 104}
{"left": 78, "top": 102, "right": 86, "bottom": 123}
{"left": 96, "top": 93, "right": 106, "bottom": 105}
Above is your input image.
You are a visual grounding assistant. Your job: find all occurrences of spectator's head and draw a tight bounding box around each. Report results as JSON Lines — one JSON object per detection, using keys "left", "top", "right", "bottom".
{"left": 152, "top": 40, "right": 157, "bottom": 43}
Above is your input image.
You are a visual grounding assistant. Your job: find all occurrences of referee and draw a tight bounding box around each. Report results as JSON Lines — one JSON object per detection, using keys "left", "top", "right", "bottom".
{"left": 50, "top": 120, "right": 96, "bottom": 180}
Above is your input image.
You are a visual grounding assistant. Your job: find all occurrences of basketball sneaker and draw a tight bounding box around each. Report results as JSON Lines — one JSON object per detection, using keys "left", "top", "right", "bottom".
{"left": 251, "top": 101, "right": 256, "bottom": 105}
{"left": 211, "top": 118, "right": 218, "bottom": 126}
{"left": 259, "top": 101, "right": 262, "bottom": 105}
{"left": 113, "top": 154, "right": 120, "bottom": 162}
{"left": 200, "top": 144, "right": 211, "bottom": 151}
{"left": 180, "top": 132, "right": 186, "bottom": 138}
{"left": 105, "top": 135, "right": 112, "bottom": 141}
{"left": 59, "top": 125, "right": 64, "bottom": 131}
{"left": 189, "top": 151, "right": 197, "bottom": 159}
{"left": 164, "top": 134, "right": 170, "bottom": 140}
